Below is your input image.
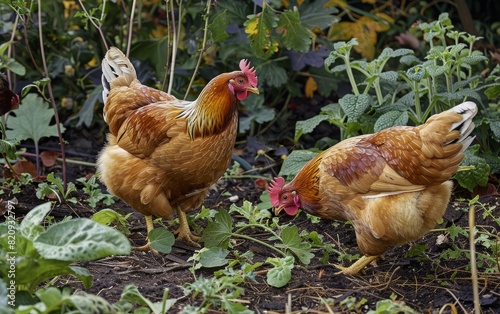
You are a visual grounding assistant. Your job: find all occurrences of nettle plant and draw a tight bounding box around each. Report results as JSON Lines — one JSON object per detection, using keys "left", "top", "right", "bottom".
{"left": 288, "top": 13, "right": 498, "bottom": 192}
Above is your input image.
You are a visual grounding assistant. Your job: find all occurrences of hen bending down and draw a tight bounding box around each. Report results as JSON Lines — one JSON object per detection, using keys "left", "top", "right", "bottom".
{"left": 269, "top": 102, "right": 477, "bottom": 274}
{"left": 98, "top": 47, "right": 259, "bottom": 250}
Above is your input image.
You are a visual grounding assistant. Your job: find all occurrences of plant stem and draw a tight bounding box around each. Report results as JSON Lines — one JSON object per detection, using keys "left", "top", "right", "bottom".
{"left": 231, "top": 233, "right": 286, "bottom": 257}
{"left": 37, "top": 0, "right": 67, "bottom": 187}
{"left": 167, "top": 0, "right": 179, "bottom": 95}
{"left": 469, "top": 205, "right": 481, "bottom": 314}
{"left": 184, "top": 0, "right": 211, "bottom": 99}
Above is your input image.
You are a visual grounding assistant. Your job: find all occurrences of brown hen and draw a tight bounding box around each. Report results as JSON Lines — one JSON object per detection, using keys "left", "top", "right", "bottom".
{"left": 98, "top": 47, "right": 259, "bottom": 250}
{"left": 269, "top": 102, "right": 477, "bottom": 274}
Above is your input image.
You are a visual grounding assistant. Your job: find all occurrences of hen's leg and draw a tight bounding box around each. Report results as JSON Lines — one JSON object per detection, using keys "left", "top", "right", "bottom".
{"left": 174, "top": 208, "right": 200, "bottom": 247}
{"left": 134, "top": 215, "right": 155, "bottom": 251}
{"left": 335, "top": 255, "right": 378, "bottom": 275}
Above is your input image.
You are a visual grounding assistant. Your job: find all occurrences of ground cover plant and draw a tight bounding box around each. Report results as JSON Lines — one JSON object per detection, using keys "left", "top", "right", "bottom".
{"left": 1, "top": 0, "right": 499, "bottom": 313}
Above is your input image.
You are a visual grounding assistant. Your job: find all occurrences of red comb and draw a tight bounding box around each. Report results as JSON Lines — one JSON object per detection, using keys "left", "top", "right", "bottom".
{"left": 239, "top": 59, "right": 258, "bottom": 87}
{"left": 268, "top": 177, "right": 285, "bottom": 207}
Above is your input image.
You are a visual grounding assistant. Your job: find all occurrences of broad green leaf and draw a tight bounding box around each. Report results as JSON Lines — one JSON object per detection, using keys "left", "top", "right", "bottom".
{"left": 5, "top": 93, "right": 65, "bottom": 144}
{"left": 299, "top": 0, "right": 338, "bottom": 29}
{"left": 255, "top": 60, "right": 288, "bottom": 88}
{"left": 199, "top": 247, "right": 229, "bottom": 268}
{"left": 0, "top": 139, "right": 18, "bottom": 160}
{"left": 149, "top": 228, "right": 175, "bottom": 254}
{"left": 275, "top": 226, "right": 314, "bottom": 264}
{"left": 200, "top": 209, "right": 233, "bottom": 248}
{"left": 92, "top": 208, "right": 131, "bottom": 235}
{"left": 406, "top": 65, "right": 427, "bottom": 81}
{"left": 239, "top": 94, "right": 275, "bottom": 132}
{"left": 484, "top": 84, "right": 500, "bottom": 99}
{"left": 209, "top": 10, "right": 229, "bottom": 43}
{"left": 277, "top": 10, "right": 312, "bottom": 53}
{"left": 120, "top": 284, "right": 177, "bottom": 313}
{"left": 266, "top": 256, "right": 294, "bottom": 288}
{"left": 374, "top": 110, "right": 408, "bottom": 132}
{"left": 339, "top": 94, "right": 371, "bottom": 122}
{"left": 34, "top": 218, "right": 131, "bottom": 261}
{"left": 65, "top": 86, "right": 102, "bottom": 128}
{"left": 65, "top": 291, "right": 116, "bottom": 314}
{"left": 294, "top": 114, "right": 331, "bottom": 141}
{"left": 454, "top": 145, "right": 490, "bottom": 192}
{"left": 278, "top": 150, "right": 318, "bottom": 177}
{"left": 19, "top": 202, "right": 52, "bottom": 241}
{"left": 379, "top": 71, "right": 399, "bottom": 82}
{"left": 489, "top": 120, "right": 500, "bottom": 141}
{"left": 245, "top": 9, "right": 279, "bottom": 58}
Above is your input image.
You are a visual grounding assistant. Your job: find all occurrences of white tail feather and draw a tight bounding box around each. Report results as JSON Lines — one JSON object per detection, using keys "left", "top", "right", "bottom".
{"left": 446, "top": 101, "right": 478, "bottom": 151}
{"left": 101, "top": 47, "right": 137, "bottom": 121}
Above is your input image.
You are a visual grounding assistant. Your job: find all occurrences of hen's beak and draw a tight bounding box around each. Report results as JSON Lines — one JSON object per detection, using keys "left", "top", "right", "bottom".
{"left": 247, "top": 87, "right": 260, "bottom": 95}
{"left": 274, "top": 206, "right": 284, "bottom": 216}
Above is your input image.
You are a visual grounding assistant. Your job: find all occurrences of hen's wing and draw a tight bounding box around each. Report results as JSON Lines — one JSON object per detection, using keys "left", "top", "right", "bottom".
{"left": 320, "top": 102, "right": 477, "bottom": 198}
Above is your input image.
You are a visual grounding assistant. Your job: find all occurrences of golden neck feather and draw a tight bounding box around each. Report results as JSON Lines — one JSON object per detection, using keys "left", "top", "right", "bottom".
{"left": 180, "top": 73, "right": 238, "bottom": 139}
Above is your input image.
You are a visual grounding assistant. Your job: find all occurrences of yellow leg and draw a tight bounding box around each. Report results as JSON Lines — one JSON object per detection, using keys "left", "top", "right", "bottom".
{"left": 133, "top": 215, "right": 155, "bottom": 252}
{"left": 174, "top": 208, "right": 200, "bottom": 247}
{"left": 335, "top": 255, "right": 379, "bottom": 275}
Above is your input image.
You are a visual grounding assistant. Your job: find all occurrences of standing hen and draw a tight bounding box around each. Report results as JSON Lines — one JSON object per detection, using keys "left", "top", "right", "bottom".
{"left": 98, "top": 47, "right": 259, "bottom": 250}
{"left": 269, "top": 102, "right": 477, "bottom": 274}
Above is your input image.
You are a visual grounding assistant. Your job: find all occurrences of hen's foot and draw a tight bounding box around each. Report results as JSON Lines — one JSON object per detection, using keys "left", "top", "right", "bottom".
{"left": 132, "top": 215, "right": 159, "bottom": 253}
{"left": 334, "top": 255, "right": 379, "bottom": 275}
{"left": 133, "top": 242, "right": 158, "bottom": 254}
{"left": 175, "top": 208, "right": 200, "bottom": 247}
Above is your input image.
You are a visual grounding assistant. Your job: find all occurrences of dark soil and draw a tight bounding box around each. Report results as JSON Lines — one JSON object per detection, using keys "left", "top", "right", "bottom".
{"left": 4, "top": 100, "right": 500, "bottom": 313}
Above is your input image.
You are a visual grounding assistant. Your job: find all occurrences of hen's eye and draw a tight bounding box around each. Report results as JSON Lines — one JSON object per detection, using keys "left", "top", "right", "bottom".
{"left": 283, "top": 195, "right": 288, "bottom": 200}
{"left": 238, "top": 78, "right": 244, "bottom": 83}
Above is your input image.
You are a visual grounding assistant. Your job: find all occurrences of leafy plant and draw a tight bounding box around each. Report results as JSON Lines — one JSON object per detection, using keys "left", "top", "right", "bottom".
{"left": 36, "top": 172, "right": 77, "bottom": 204}
{"left": 5, "top": 94, "right": 65, "bottom": 175}
{"left": 1, "top": 284, "right": 177, "bottom": 314}
{"left": 287, "top": 13, "right": 495, "bottom": 191}
{"left": 77, "top": 174, "right": 115, "bottom": 208}
{"left": 0, "top": 202, "right": 131, "bottom": 295}
{"left": 197, "top": 202, "right": 315, "bottom": 287}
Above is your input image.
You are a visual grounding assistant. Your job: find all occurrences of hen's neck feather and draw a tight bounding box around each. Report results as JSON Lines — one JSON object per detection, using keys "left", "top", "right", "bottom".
{"left": 178, "top": 73, "right": 238, "bottom": 139}
{"left": 291, "top": 152, "right": 324, "bottom": 211}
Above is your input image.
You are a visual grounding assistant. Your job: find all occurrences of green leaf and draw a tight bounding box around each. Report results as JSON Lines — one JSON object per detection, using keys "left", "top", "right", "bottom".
{"left": 199, "top": 247, "right": 229, "bottom": 268}
{"left": 34, "top": 218, "right": 131, "bottom": 261}
{"left": 295, "top": 114, "right": 331, "bottom": 141}
{"left": 299, "top": 0, "right": 338, "bottom": 29}
{"left": 200, "top": 209, "right": 233, "bottom": 248}
{"left": 65, "top": 86, "right": 102, "bottom": 128}
{"left": 66, "top": 291, "right": 116, "bottom": 314}
{"left": 489, "top": 120, "right": 500, "bottom": 141}
{"left": 149, "top": 228, "right": 175, "bottom": 254}
{"left": 266, "top": 256, "right": 294, "bottom": 288}
{"left": 239, "top": 94, "right": 275, "bottom": 132}
{"left": 278, "top": 150, "right": 318, "bottom": 177}
{"left": 120, "top": 284, "right": 177, "bottom": 313}
{"left": 92, "top": 208, "right": 131, "bottom": 235}
{"left": 5, "top": 93, "right": 65, "bottom": 145}
{"left": 209, "top": 10, "right": 230, "bottom": 43}
{"left": 454, "top": 145, "right": 490, "bottom": 192}
{"left": 339, "top": 94, "right": 371, "bottom": 122}
{"left": 256, "top": 61, "right": 288, "bottom": 88}
{"left": 373, "top": 110, "right": 408, "bottom": 132}
{"left": 484, "top": 84, "right": 500, "bottom": 99}
{"left": 275, "top": 226, "right": 314, "bottom": 264}
{"left": 19, "top": 202, "right": 52, "bottom": 241}
{"left": 245, "top": 9, "right": 279, "bottom": 58}
{"left": 277, "top": 10, "right": 312, "bottom": 53}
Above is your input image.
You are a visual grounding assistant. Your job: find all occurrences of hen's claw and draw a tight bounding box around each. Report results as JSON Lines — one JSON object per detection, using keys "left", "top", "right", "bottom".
{"left": 174, "top": 209, "right": 201, "bottom": 247}
{"left": 334, "top": 255, "right": 379, "bottom": 275}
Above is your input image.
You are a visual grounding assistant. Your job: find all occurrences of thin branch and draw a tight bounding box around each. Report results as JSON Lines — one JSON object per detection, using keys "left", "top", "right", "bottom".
{"left": 184, "top": 0, "right": 211, "bottom": 99}
{"left": 126, "top": 0, "right": 137, "bottom": 56}
{"left": 469, "top": 205, "right": 481, "bottom": 314}
{"left": 37, "top": 0, "right": 67, "bottom": 186}
{"left": 167, "top": 0, "right": 178, "bottom": 95}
